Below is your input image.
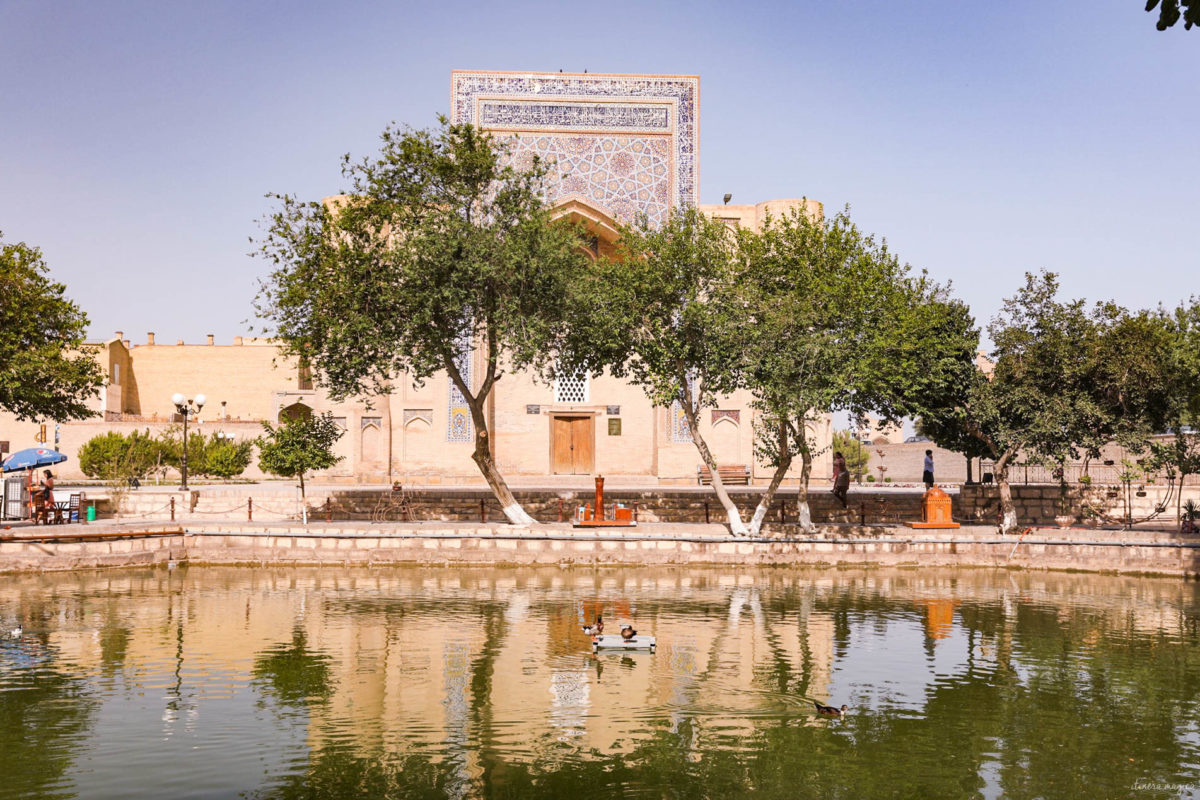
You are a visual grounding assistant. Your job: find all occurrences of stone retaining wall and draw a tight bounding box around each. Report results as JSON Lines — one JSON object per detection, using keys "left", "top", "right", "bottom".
{"left": 4, "top": 524, "right": 1198, "bottom": 576}
{"left": 958, "top": 484, "right": 1199, "bottom": 527}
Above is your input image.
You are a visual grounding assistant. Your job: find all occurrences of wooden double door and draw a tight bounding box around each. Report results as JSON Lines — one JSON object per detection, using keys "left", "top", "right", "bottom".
{"left": 551, "top": 415, "right": 594, "bottom": 475}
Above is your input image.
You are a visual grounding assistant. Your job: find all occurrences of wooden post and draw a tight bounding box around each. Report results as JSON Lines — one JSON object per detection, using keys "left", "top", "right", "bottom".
{"left": 169, "top": 496, "right": 175, "bottom": 521}
{"left": 325, "top": 497, "right": 332, "bottom": 522}
{"left": 481, "top": 499, "right": 487, "bottom": 523}
{"left": 704, "top": 500, "right": 710, "bottom": 524}
{"left": 633, "top": 501, "right": 639, "bottom": 522}
{"left": 594, "top": 475, "right": 605, "bottom": 523}
{"left": 248, "top": 497, "right": 253, "bottom": 522}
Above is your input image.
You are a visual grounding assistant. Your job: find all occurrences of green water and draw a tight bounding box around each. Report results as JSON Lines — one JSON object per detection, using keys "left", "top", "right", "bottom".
{"left": 1, "top": 566, "right": 1198, "bottom": 800}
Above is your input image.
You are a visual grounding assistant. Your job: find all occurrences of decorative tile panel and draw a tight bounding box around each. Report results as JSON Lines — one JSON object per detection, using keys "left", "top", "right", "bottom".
{"left": 446, "top": 340, "right": 474, "bottom": 442}
{"left": 712, "top": 410, "right": 741, "bottom": 425}
{"left": 451, "top": 71, "right": 699, "bottom": 226}
{"left": 480, "top": 100, "right": 670, "bottom": 132}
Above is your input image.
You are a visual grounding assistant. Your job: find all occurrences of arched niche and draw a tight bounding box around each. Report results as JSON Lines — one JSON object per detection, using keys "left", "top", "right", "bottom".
{"left": 279, "top": 401, "right": 313, "bottom": 423}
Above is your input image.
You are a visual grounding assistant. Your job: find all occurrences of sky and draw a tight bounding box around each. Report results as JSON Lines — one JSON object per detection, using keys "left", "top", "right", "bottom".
{"left": 1, "top": 0, "right": 1196, "bottom": 348}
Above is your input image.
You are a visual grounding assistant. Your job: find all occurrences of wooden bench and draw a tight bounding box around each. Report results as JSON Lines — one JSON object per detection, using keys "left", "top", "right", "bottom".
{"left": 697, "top": 464, "right": 751, "bottom": 485}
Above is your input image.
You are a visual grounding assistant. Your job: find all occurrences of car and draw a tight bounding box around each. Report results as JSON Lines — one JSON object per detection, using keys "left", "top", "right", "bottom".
{"left": 859, "top": 438, "right": 874, "bottom": 446}
{"left": 905, "top": 435, "right": 931, "bottom": 444}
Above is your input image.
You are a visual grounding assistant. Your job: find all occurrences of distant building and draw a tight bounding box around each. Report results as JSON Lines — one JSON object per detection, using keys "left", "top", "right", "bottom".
{"left": 0, "top": 72, "right": 831, "bottom": 484}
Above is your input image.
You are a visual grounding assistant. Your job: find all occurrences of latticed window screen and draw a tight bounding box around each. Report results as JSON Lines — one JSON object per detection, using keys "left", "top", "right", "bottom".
{"left": 554, "top": 372, "right": 589, "bottom": 404}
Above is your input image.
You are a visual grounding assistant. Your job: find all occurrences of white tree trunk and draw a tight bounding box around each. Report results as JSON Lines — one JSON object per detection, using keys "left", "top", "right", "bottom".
{"left": 680, "top": 398, "right": 747, "bottom": 536}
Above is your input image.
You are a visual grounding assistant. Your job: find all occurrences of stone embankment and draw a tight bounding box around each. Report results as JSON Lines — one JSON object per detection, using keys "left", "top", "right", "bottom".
{"left": 2, "top": 520, "right": 1197, "bottom": 577}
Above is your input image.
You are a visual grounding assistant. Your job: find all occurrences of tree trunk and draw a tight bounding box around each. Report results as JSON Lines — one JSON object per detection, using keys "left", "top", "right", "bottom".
{"left": 748, "top": 457, "right": 792, "bottom": 537}
{"left": 299, "top": 471, "right": 308, "bottom": 526}
{"left": 796, "top": 451, "right": 814, "bottom": 531}
{"left": 995, "top": 451, "right": 1019, "bottom": 534}
{"left": 679, "top": 393, "right": 748, "bottom": 536}
{"left": 447, "top": 349, "right": 535, "bottom": 527}
{"left": 966, "top": 456, "right": 974, "bottom": 485}
{"left": 472, "top": 432, "right": 535, "bottom": 526}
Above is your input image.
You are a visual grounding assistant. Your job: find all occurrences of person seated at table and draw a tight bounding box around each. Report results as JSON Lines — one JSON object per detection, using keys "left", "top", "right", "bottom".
{"left": 39, "top": 470, "right": 58, "bottom": 521}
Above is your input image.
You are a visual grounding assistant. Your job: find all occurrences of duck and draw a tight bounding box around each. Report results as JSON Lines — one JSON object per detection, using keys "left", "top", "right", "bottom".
{"left": 813, "top": 700, "right": 847, "bottom": 717}
{"left": 582, "top": 615, "right": 604, "bottom": 636}
{"left": 620, "top": 624, "right": 638, "bottom": 641}
{"left": 8, "top": 625, "right": 22, "bottom": 639}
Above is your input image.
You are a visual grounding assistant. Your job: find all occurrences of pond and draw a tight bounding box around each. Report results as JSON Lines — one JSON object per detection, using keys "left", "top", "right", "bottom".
{"left": 2, "top": 565, "right": 1199, "bottom": 799}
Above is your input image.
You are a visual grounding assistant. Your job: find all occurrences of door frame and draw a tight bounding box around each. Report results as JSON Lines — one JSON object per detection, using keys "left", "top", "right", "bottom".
{"left": 549, "top": 413, "right": 597, "bottom": 475}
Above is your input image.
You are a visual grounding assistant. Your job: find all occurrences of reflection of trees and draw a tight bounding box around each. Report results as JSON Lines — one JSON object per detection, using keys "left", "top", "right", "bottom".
{"left": 252, "top": 627, "right": 334, "bottom": 708}
{"left": 0, "top": 640, "right": 97, "bottom": 799}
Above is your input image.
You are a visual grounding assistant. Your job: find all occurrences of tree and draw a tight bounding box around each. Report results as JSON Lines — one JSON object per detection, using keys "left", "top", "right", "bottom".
{"left": 1147, "top": 0, "right": 1198, "bottom": 29}
{"left": 255, "top": 119, "right": 588, "bottom": 525}
{"left": 920, "top": 273, "right": 1175, "bottom": 533}
{"left": 77, "top": 430, "right": 163, "bottom": 485}
{"left": 202, "top": 434, "right": 253, "bottom": 479}
{"left": 733, "top": 206, "right": 978, "bottom": 533}
{"left": 256, "top": 412, "right": 344, "bottom": 523}
{"left": 0, "top": 233, "right": 104, "bottom": 421}
{"left": 565, "top": 206, "right": 751, "bottom": 534}
{"left": 1145, "top": 298, "right": 1200, "bottom": 525}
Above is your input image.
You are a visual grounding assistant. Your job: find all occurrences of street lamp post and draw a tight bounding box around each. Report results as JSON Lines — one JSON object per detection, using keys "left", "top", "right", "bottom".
{"left": 171, "top": 393, "right": 206, "bottom": 491}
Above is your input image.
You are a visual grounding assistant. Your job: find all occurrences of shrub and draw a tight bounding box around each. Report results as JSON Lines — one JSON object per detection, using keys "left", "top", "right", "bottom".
{"left": 866, "top": 474, "right": 876, "bottom": 483}
{"left": 203, "top": 435, "right": 253, "bottom": 478}
{"left": 77, "top": 430, "right": 163, "bottom": 484}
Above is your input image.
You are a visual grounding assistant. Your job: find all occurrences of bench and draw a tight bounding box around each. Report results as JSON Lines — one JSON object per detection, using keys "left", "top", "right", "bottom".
{"left": 697, "top": 464, "right": 751, "bottom": 485}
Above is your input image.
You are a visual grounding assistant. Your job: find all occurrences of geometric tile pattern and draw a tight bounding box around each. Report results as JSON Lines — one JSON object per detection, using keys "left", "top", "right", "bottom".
{"left": 451, "top": 71, "right": 699, "bottom": 226}
{"left": 508, "top": 133, "right": 673, "bottom": 226}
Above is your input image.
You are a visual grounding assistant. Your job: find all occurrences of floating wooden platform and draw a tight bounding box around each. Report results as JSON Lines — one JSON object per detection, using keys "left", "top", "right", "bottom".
{"left": 592, "top": 634, "right": 656, "bottom": 652}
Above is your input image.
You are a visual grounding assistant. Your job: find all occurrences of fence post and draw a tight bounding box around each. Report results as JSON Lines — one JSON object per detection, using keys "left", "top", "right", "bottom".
{"left": 248, "top": 497, "right": 253, "bottom": 522}
{"left": 325, "top": 497, "right": 332, "bottom": 523}
{"left": 170, "top": 496, "right": 175, "bottom": 522}
{"left": 704, "top": 500, "right": 710, "bottom": 525}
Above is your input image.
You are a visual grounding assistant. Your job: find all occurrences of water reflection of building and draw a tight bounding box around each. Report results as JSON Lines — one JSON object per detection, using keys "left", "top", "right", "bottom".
{"left": 4, "top": 565, "right": 1193, "bottom": 785}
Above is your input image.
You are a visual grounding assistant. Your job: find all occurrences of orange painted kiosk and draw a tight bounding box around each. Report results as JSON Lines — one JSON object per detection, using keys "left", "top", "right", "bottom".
{"left": 909, "top": 485, "right": 960, "bottom": 529}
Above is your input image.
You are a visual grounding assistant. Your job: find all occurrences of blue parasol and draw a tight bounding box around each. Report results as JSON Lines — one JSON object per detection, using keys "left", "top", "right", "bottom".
{"left": 2, "top": 447, "right": 68, "bottom": 473}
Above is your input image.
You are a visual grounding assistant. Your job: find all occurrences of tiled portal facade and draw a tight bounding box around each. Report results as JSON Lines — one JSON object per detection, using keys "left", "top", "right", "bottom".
{"left": 0, "top": 72, "right": 831, "bottom": 485}
{"left": 451, "top": 71, "right": 698, "bottom": 227}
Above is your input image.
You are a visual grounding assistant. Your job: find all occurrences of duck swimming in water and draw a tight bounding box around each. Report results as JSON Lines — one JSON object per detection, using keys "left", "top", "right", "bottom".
{"left": 582, "top": 615, "right": 604, "bottom": 636}
{"left": 813, "top": 701, "right": 847, "bottom": 717}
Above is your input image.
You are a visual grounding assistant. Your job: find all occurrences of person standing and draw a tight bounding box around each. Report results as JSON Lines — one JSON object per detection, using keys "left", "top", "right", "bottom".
{"left": 832, "top": 451, "right": 849, "bottom": 507}
{"left": 923, "top": 450, "right": 935, "bottom": 490}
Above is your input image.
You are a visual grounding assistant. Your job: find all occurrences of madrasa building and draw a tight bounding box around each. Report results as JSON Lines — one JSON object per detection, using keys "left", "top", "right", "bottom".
{"left": 0, "top": 71, "right": 832, "bottom": 485}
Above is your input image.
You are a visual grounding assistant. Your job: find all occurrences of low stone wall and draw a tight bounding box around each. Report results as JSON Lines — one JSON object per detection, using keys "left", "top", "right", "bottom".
{"left": 177, "top": 529, "right": 1200, "bottom": 575}
{"left": 327, "top": 487, "right": 928, "bottom": 526}
{"left": 4, "top": 523, "right": 1198, "bottom": 577}
{"left": 0, "top": 532, "right": 186, "bottom": 572}
{"left": 957, "top": 484, "right": 1199, "bottom": 527}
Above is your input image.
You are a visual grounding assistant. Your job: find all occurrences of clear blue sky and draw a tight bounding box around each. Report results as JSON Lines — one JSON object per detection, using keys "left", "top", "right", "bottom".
{"left": 2, "top": 0, "right": 1195, "bottom": 345}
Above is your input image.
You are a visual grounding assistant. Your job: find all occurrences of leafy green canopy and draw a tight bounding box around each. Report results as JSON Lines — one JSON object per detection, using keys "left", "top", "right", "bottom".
{"left": 1147, "top": 0, "right": 1198, "bottom": 29}
{"left": 77, "top": 430, "right": 163, "bottom": 484}
{"left": 0, "top": 233, "right": 104, "bottom": 421}
{"left": 738, "top": 206, "right": 979, "bottom": 447}
{"left": 255, "top": 118, "right": 587, "bottom": 399}
{"left": 256, "top": 412, "right": 344, "bottom": 487}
